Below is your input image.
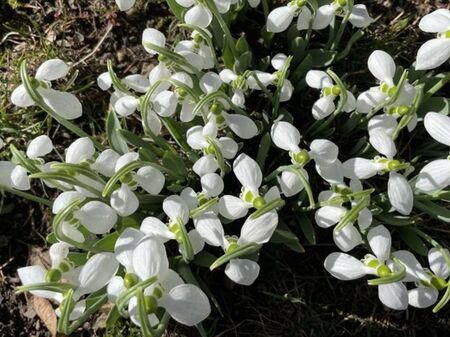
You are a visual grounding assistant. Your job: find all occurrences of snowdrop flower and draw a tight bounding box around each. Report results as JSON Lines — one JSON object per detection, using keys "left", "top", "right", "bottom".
{"left": 187, "top": 119, "right": 239, "bottom": 160}
{"left": 175, "top": 0, "right": 213, "bottom": 28}
{"left": 26, "top": 135, "right": 53, "bottom": 159}
{"left": 10, "top": 165, "right": 30, "bottom": 191}
{"left": 271, "top": 120, "right": 344, "bottom": 188}
{"left": 416, "top": 9, "right": 450, "bottom": 70}
{"left": 174, "top": 38, "right": 214, "bottom": 71}
{"left": 65, "top": 137, "right": 95, "bottom": 164}
{"left": 193, "top": 154, "right": 219, "bottom": 177}
{"left": 139, "top": 195, "right": 204, "bottom": 256}
{"left": 416, "top": 112, "right": 450, "bottom": 193}
{"left": 325, "top": 225, "right": 409, "bottom": 310}
{"left": 110, "top": 183, "right": 139, "bottom": 217}
{"left": 394, "top": 249, "right": 449, "bottom": 308}
{"left": 218, "top": 69, "right": 248, "bottom": 107}
{"left": 142, "top": 28, "right": 166, "bottom": 56}
{"left": 219, "top": 154, "right": 281, "bottom": 220}
{"left": 115, "top": 0, "right": 135, "bottom": 11}
{"left": 11, "top": 59, "right": 82, "bottom": 120}
{"left": 197, "top": 211, "right": 279, "bottom": 285}
{"left": 91, "top": 149, "right": 121, "bottom": 177}
{"left": 74, "top": 201, "right": 118, "bottom": 234}
{"left": 343, "top": 130, "right": 413, "bottom": 215}
{"left": 108, "top": 231, "right": 210, "bottom": 326}
{"left": 306, "top": 70, "right": 356, "bottom": 120}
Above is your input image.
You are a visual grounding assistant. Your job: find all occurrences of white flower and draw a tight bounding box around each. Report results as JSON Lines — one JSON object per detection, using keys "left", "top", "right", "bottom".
{"left": 324, "top": 225, "right": 409, "bottom": 310}
{"left": 306, "top": 70, "right": 355, "bottom": 120}
{"left": 142, "top": 28, "right": 166, "bottom": 55}
{"left": 26, "top": 135, "right": 53, "bottom": 159}
{"left": 74, "top": 201, "right": 118, "bottom": 234}
{"left": 11, "top": 59, "right": 82, "bottom": 120}
{"left": 416, "top": 9, "right": 450, "bottom": 70}
{"left": 65, "top": 137, "right": 95, "bottom": 164}
{"left": 110, "top": 184, "right": 139, "bottom": 217}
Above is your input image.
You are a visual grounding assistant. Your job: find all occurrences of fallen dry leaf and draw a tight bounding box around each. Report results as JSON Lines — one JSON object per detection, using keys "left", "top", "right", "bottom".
{"left": 30, "top": 296, "right": 57, "bottom": 337}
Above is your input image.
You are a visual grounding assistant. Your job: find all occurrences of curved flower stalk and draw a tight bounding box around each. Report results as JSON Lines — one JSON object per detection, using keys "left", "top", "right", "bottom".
{"left": 306, "top": 70, "right": 356, "bottom": 120}
{"left": 343, "top": 129, "right": 413, "bottom": 215}
{"left": 325, "top": 225, "right": 409, "bottom": 310}
{"left": 219, "top": 153, "right": 282, "bottom": 220}
{"left": 415, "top": 9, "right": 450, "bottom": 70}
{"left": 198, "top": 211, "right": 278, "bottom": 285}
{"left": 108, "top": 231, "right": 211, "bottom": 327}
{"left": 416, "top": 112, "right": 450, "bottom": 193}
{"left": 356, "top": 50, "right": 417, "bottom": 125}
{"left": 315, "top": 179, "right": 373, "bottom": 251}
{"left": 11, "top": 59, "right": 82, "bottom": 120}
{"left": 271, "top": 120, "right": 344, "bottom": 191}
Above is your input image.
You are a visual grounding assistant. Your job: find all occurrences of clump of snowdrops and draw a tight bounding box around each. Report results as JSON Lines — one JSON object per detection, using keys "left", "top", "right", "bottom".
{"left": 3, "top": 0, "right": 450, "bottom": 335}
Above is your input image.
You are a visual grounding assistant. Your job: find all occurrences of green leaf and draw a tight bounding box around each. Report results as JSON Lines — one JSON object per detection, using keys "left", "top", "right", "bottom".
{"left": 397, "top": 227, "right": 428, "bottom": 256}
{"left": 289, "top": 37, "right": 306, "bottom": 62}
{"left": 162, "top": 151, "right": 187, "bottom": 180}
{"left": 67, "top": 252, "right": 88, "bottom": 266}
{"left": 193, "top": 251, "right": 218, "bottom": 268}
{"left": 414, "top": 200, "right": 450, "bottom": 223}
{"left": 308, "top": 49, "right": 337, "bottom": 67}
{"left": 105, "top": 305, "right": 121, "bottom": 328}
{"left": 256, "top": 132, "right": 271, "bottom": 171}
{"left": 417, "top": 97, "right": 450, "bottom": 118}
{"left": 119, "top": 129, "right": 163, "bottom": 158}
{"left": 297, "top": 213, "right": 316, "bottom": 244}
{"left": 165, "top": 0, "right": 185, "bottom": 21}
{"left": 270, "top": 228, "right": 305, "bottom": 253}
{"left": 106, "top": 110, "right": 128, "bottom": 154}
{"left": 235, "top": 35, "right": 250, "bottom": 56}
{"left": 90, "top": 232, "right": 119, "bottom": 253}
{"left": 375, "top": 214, "right": 417, "bottom": 226}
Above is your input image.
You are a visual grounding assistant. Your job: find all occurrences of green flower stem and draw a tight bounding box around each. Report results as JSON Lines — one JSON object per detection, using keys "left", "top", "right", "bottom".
{"left": 67, "top": 294, "right": 108, "bottom": 334}
{"left": 190, "top": 197, "right": 219, "bottom": 218}
{"left": 415, "top": 190, "right": 450, "bottom": 201}
{"left": 0, "top": 184, "right": 53, "bottom": 207}
{"left": 107, "top": 60, "right": 133, "bottom": 95}
{"left": 330, "top": 9, "right": 351, "bottom": 51}
{"left": 210, "top": 243, "right": 261, "bottom": 270}
{"left": 143, "top": 43, "right": 200, "bottom": 75}
{"left": 424, "top": 72, "right": 450, "bottom": 99}
{"left": 334, "top": 195, "right": 370, "bottom": 233}
{"left": 154, "top": 312, "right": 171, "bottom": 337}
{"left": 272, "top": 56, "right": 293, "bottom": 118}
{"left": 16, "top": 282, "right": 75, "bottom": 294}
{"left": 176, "top": 216, "right": 194, "bottom": 262}
{"left": 137, "top": 287, "right": 156, "bottom": 337}
{"left": 206, "top": 137, "right": 226, "bottom": 177}
{"left": 116, "top": 276, "right": 158, "bottom": 315}
{"left": 250, "top": 198, "right": 285, "bottom": 219}
{"left": 287, "top": 166, "right": 315, "bottom": 209}
{"left": 57, "top": 289, "right": 74, "bottom": 334}
{"left": 20, "top": 61, "right": 103, "bottom": 151}
{"left": 204, "top": 0, "right": 237, "bottom": 59}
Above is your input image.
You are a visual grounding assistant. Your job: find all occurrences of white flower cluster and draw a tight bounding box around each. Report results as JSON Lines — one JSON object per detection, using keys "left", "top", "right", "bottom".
{"left": 3, "top": 1, "right": 450, "bottom": 335}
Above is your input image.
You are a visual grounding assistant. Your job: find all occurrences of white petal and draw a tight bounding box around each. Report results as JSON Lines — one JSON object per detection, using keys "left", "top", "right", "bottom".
{"left": 49, "top": 242, "right": 70, "bottom": 268}
{"left": 225, "top": 259, "right": 260, "bottom": 285}
{"left": 180, "top": 187, "right": 198, "bottom": 210}
{"left": 11, "top": 84, "right": 34, "bottom": 107}
{"left": 215, "top": 0, "right": 231, "bottom": 13}
{"left": 367, "top": 225, "right": 391, "bottom": 263}
{"left": 40, "top": 88, "right": 82, "bottom": 120}
{"left": 217, "top": 137, "right": 238, "bottom": 159}
{"left": 349, "top": 4, "right": 373, "bottom": 28}
{"left": 18, "top": 266, "right": 62, "bottom": 302}
{"left": 416, "top": 38, "right": 450, "bottom": 71}
{"left": 107, "top": 276, "right": 125, "bottom": 302}
{"left": 35, "top": 59, "right": 69, "bottom": 81}
{"left": 201, "top": 173, "right": 224, "bottom": 198}
{"left": 333, "top": 224, "right": 362, "bottom": 252}
{"left": 312, "top": 96, "right": 335, "bottom": 120}
{"left": 153, "top": 90, "right": 177, "bottom": 117}
{"left": 159, "top": 284, "right": 210, "bottom": 326}
{"left": 76, "top": 253, "right": 119, "bottom": 298}
{"left": 11, "top": 165, "right": 30, "bottom": 191}
{"left": 368, "top": 115, "right": 398, "bottom": 137}
{"left": 419, "top": 9, "right": 450, "bottom": 33}
{"left": 66, "top": 137, "right": 95, "bottom": 164}
{"left": 312, "top": 5, "right": 335, "bottom": 30}
{"left": 199, "top": 72, "right": 222, "bottom": 94}
{"left": 187, "top": 126, "right": 207, "bottom": 150}
{"left": 424, "top": 112, "right": 450, "bottom": 146}
{"left": 175, "top": 0, "right": 194, "bottom": 7}
{"left": 343, "top": 91, "right": 356, "bottom": 112}
{"left": 115, "top": 0, "right": 135, "bottom": 10}
{"left": 219, "top": 69, "right": 237, "bottom": 83}
{"left": 266, "top": 6, "right": 295, "bottom": 33}
{"left": 357, "top": 208, "right": 372, "bottom": 231}
{"left": 75, "top": 201, "right": 117, "bottom": 234}
{"left": 297, "top": 6, "right": 312, "bottom": 30}
{"left": 408, "top": 287, "right": 439, "bottom": 308}
{"left": 92, "top": 149, "right": 120, "bottom": 177}
{"left": 280, "top": 79, "right": 294, "bottom": 102}
{"left": 305, "top": 70, "right": 333, "bottom": 89}
{"left": 140, "top": 217, "right": 175, "bottom": 242}
{"left": 393, "top": 250, "right": 426, "bottom": 282}
{"left": 132, "top": 237, "right": 169, "bottom": 281}
{"left": 136, "top": 166, "right": 165, "bottom": 195}
{"left": 184, "top": 5, "right": 213, "bottom": 28}
{"left": 97, "top": 72, "right": 112, "bottom": 91}
{"left": 52, "top": 191, "right": 85, "bottom": 214}
{"left": 114, "top": 95, "right": 139, "bottom": 117}
{"left": 315, "top": 160, "right": 344, "bottom": 185}
{"left": 378, "top": 282, "right": 408, "bottom": 310}
{"left": 238, "top": 211, "right": 278, "bottom": 245}
{"left": 270, "top": 121, "right": 301, "bottom": 152}
{"left": 110, "top": 184, "right": 139, "bottom": 217}
{"left": 388, "top": 172, "right": 413, "bottom": 215}
{"left": 194, "top": 212, "right": 226, "bottom": 247}
{"left": 356, "top": 89, "right": 387, "bottom": 113}
{"left": 180, "top": 98, "right": 196, "bottom": 122}
{"left": 324, "top": 252, "right": 367, "bottom": 280}
{"left": 309, "top": 139, "right": 339, "bottom": 164}
{"left": 219, "top": 195, "right": 249, "bottom": 220}
{"left": 231, "top": 89, "right": 245, "bottom": 107}
{"left": 368, "top": 50, "right": 396, "bottom": 85}
{"left": 149, "top": 63, "right": 171, "bottom": 85}
{"left": 124, "top": 74, "right": 150, "bottom": 93}
{"left": 27, "top": 135, "right": 53, "bottom": 159}
{"left": 115, "top": 228, "right": 145, "bottom": 272}
{"left": 146, "top": 111, "right": 162, "bottom": 136}
{"left": 223, "top": 113, "right": 258, "bottom": 139}
{"left": 271, "top": 53, "right": 287, "bottom": 71}
{"left": 369, "top": 130, "right": 396, "bottom": 158}
{"left": 278, "top": 170, "right": 305, "bottom": 197}
{"left": 163, "top": 195, "right": 190, "bottom": 224}
{"left": 193, "top": 155, "right": 218, "bottom": 176}
{"left": 343, "top": 158, "right": 378, "bottom": 179}
{"left": 142, "top": 28, "right": 166, "bottom": 55}
{"left": 115, "top": 152, "right": 139, "bottom": 172}
{"left": 428, "top": 247, "right": 450, "bottom": 279}
{"left": 315, "top": 206, "right": 346, "bottom": 228}
{"left": 233, "top": 153, "right": 262, "bottom": 193}
{"left": 61, "top": 221, "right": 85, "bottom": 243}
